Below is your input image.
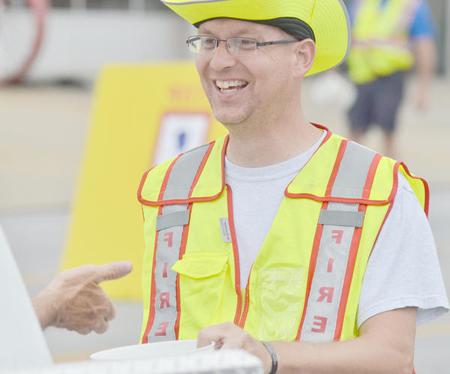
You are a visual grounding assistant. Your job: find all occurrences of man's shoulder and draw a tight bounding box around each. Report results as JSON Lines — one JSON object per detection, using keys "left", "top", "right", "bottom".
{"left": 138, "top": 139, "right": 220, "bottom": 203}
{"left": 146, "top": 140, "right": 216, "bottom": 179}
{"left": 137, "top": 157, "right": 176, "bottom": 205}
{"left": 329, "top": 131, "right": 396, "bottom": 164}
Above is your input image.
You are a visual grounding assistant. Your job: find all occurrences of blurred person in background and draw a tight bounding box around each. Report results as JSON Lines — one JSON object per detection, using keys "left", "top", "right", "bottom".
{"left": 137, "top": 1, "right": 448, "bottom": 373}
{"left": 346, "top": 0, "right": 436, "bottom": 157}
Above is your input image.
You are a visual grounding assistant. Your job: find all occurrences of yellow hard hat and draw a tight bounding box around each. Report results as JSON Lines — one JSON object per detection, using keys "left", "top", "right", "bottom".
{"left": 161, "top": 0, "right": 350, "bottom": 76}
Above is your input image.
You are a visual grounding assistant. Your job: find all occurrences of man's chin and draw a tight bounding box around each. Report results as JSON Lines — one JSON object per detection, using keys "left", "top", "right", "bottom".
{"left": 213, "top": 111, "right": 247, "bottom": 127}
{"left": 216, "top": 118, "right": 244, "bottom": 127}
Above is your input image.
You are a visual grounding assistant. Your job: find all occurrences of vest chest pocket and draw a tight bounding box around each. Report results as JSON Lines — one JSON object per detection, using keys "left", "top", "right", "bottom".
{"left": 172, "top": 252, "right": 230, "bottom": 329}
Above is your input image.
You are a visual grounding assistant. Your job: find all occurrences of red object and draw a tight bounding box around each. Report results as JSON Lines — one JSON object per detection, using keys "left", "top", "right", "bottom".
{"left": 0, "top": 0, "right": 47, "bottom": 84}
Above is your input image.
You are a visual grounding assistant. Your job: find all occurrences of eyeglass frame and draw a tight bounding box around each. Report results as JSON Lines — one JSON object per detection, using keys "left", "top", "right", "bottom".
{"left": 186, "top": 35, "right": 300, "bottom": 55}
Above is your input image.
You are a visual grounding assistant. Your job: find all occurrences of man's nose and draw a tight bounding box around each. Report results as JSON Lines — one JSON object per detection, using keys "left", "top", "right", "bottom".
{"left": 209, "top": 41, "right": 237, "bottom": 71}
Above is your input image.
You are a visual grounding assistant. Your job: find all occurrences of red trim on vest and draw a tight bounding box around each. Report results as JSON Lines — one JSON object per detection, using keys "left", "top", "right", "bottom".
{"left": 285, "top": 137, "right": 392, "bottom": 206}
{"left": 173, "top": 148, "right": 215, "bottom": 338}
{"left": 399, "top": 161, "right": 430, "bottom": 216}
{"left": 141, "top": 205, "right": 162, "bottom": 344}
{"left": 174, "top": 205, "right": 192, "bottom": 339}
{"left": 367, "top": 161, "right": 402, "bottom": 261}
{"left": 140, "top": 194, "right": 221, "bottom": 206}
{"left": 284, "top": 125, "right": 332, "bottom": 198}
{"left": 226, "top": 185, "right": 243, "bottom": 326}
{"left": 221, "top": 136, "right": 229, "bottom": 190}
{"left": 137, "top": 168, "right": 153, "bottom": 203}
{"left": 284, "top": 194, "right": 392, "bottom": 206}
{"left": 327, "top": 140, "right": 349, "bottom": 195}
{"left": 312, "top": 123, "right": 333, "bottom": 143}
{"left": 295, "top": 218, "right": 326, "bottom": 341}
{"left": 295, "top": 140, "right": 348, "bottom": 340}
{"left": 333, "top": 153, "right": 382, "bottom": 340}
{"left": 189, "top": 144, "right": 215, "bottom": 196}
{"left": 138, "top": 139, "right": 228, "bottom": 207}
{"left": 226, "top": 185, "right": 242, "bottom": 325}
{"left": 238, "top": 265, "right": 253, "bottom": 328}
{"left": 138, "top": 150, "right": 185, "bottom": 206}
{"left": 141, "top": 156, "right": 180, "bottom": 343}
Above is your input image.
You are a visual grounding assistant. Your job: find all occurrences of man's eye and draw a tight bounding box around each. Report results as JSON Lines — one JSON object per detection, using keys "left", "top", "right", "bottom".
{"left": 238, "top": 39, "right": 256, "bottom": 49}
{"left": 201, "top": 38, "right": 217, "bottom": 49}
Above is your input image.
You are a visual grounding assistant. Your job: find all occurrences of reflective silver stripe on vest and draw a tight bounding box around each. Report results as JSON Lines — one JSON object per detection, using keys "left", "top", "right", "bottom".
{"left": 319, "top": 210, "right": 364, "bottom": 228}
{"left": 147, "top": 144, "right": 210, "bottom": 343}
{"left": 300, "top": 141, "right": 376, "bottom": 342}
{"left": 156, "top": 211, "right": 190, "bottom": 231}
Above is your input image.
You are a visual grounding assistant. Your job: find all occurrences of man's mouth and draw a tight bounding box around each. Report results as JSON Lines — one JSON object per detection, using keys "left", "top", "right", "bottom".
{"left": 214, "top": 80, "right": 249, "bottom": 93}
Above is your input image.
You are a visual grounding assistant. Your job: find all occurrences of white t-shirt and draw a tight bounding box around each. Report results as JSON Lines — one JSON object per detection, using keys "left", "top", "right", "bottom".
{"left": 225, "top": 132, "right": 449, "bottom": 327}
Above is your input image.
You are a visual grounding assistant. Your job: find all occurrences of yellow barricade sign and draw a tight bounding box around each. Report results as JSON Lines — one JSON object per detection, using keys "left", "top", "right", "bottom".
{"left": 62, "top": 62, "right": 227, "bottom": 300}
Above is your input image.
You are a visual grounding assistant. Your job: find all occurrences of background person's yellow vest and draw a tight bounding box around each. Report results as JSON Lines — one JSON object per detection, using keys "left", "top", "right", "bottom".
{"left": 347, "top": 0, "right": 418, "bottom": 84}
{"left": 138, "top": 130, "right": 428, "bottom": 343}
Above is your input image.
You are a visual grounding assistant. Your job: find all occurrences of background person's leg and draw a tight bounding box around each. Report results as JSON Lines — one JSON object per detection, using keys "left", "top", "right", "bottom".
{"left": 348, "top": 81, "right": 376, "bottom": 143}
{"left": 373, "top": 72, "right": 406, "bottom": 158}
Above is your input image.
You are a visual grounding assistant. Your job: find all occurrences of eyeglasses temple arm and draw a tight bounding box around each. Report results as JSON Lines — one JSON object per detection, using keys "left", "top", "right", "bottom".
{"left": 257, "top": 40, "right": 299, "bottom": 47}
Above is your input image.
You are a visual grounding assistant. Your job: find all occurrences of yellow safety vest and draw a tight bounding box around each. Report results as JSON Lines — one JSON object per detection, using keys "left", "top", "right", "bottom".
{"left": 138, "top": 129, "right": 428, "bottom": 344}
{"left": 347, "top": 0, "right": 418, "bottom": 84}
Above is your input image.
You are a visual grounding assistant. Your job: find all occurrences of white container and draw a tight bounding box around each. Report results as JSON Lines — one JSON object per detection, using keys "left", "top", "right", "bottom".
{"left": 91, "top": 340, "right": 214, "bottom": 361}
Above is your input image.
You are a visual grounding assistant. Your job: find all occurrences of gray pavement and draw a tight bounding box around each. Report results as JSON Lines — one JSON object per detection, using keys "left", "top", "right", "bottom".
{"left": 1, "top": 78, "right": 449, "bottom": 371}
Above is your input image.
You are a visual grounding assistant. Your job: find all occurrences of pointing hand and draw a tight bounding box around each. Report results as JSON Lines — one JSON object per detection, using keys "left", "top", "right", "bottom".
{"left": 32, "top": 262, "right": 132, "bottom": 334}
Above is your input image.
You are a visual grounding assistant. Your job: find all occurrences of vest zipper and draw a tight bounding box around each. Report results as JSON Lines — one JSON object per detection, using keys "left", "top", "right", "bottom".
{"left": 226, "top": 185, "right": 254, "bottom": 329}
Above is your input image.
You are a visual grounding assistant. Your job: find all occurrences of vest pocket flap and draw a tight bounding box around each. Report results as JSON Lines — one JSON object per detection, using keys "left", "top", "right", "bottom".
{"left": 172, "top": 253, "right": 228, "bottom": 279}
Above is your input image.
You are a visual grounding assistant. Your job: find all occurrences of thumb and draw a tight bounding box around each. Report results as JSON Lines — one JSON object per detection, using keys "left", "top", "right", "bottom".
{"left": 93, "top": 261, "right": 133, "bottom": 283}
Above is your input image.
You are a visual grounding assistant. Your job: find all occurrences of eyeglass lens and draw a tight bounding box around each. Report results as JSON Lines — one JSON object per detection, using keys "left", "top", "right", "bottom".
{"left": 188, "top": 37, "right": 257, "bottom": 55}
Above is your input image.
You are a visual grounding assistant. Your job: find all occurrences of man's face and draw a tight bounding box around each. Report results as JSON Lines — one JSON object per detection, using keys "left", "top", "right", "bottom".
{"left": 195, "top": 18, "right": 301, "bottom": 127}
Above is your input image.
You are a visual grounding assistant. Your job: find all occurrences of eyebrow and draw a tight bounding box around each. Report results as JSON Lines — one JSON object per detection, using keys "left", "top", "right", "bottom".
{"left": 199, "top": 25, "right": 262, "bottom": 38}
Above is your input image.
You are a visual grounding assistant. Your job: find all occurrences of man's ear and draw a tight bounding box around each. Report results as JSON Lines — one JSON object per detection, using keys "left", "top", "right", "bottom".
{"left": 292, "top": 39, "right": 316, "bottom": 78}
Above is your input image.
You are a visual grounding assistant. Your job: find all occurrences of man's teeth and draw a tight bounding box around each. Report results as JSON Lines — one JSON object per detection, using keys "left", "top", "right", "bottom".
{"left": 216, "top": 80, "right": 248, "bottom": 91}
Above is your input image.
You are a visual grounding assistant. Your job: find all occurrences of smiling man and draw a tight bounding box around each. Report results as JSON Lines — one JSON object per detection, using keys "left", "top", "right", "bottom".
{"left": 137, "top": 1, "right": 448, "bottom": 373}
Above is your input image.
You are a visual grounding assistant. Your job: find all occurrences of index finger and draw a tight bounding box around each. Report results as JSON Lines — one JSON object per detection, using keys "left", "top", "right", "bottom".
{"left": 93, "top": 261, "right": 133, "bottom": 283}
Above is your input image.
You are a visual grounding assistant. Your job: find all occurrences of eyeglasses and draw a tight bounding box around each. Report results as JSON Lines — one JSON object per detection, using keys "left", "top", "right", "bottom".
{"left": 186, "top": 35, "right": 299, "bottom": 56}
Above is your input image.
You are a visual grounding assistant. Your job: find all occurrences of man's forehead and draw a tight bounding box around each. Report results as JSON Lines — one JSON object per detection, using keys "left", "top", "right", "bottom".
{"left": 198, "top": 18, "right": 283, "bottom": 37}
